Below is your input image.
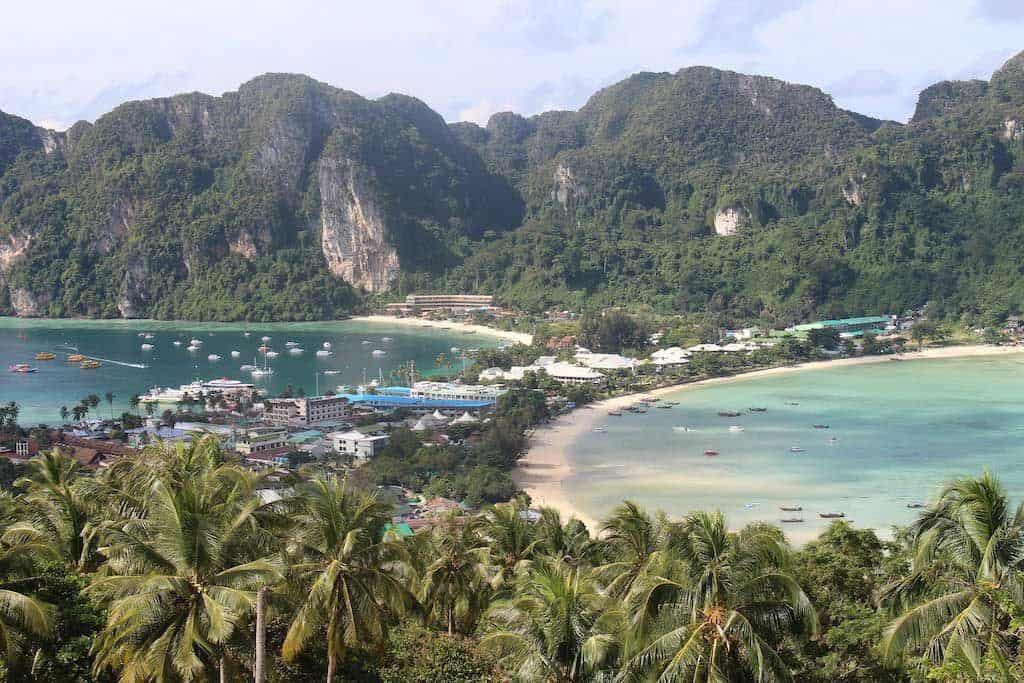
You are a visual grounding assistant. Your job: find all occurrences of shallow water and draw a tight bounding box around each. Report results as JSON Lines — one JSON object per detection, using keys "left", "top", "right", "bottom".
{"left": 0, "top": 318, "right": 494, "bottom": 425}
{"left": 566, "top": 355, "right": 1024, "bottom": 541}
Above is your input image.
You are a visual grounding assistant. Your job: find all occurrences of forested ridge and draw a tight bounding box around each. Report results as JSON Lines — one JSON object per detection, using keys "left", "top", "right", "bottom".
{"left": 0, "top": 51, "right": 1022, "bottom": 324}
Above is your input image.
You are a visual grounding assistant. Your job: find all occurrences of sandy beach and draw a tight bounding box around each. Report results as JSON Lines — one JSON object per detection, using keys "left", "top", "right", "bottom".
{"left": 350, "top": 315, "right": 533, "bottom": 345}
{"left": 514, "top": 344, "right": 1024, "bottom": 531}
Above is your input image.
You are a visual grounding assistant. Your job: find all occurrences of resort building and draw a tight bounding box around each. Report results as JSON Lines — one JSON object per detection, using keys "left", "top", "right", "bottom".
{"left": 573, "top": 350, "right": 642, "bottom": 370}
{"left": 264, "top": 395, "right": 350, "bottom": 426}
{"left": 788, "top": 316, "right": 895, "bottom": 338}
{"left": 234, "top": 427, "right": 289, "bottom": 457}
{"left": 334, "top": 382, "right": 504, "bottom": 412}
{"left": 650, "top": 347, "right": 692, "bottom": 365}
{"left": 410, "top": 381, "right": 506, "bottom": 403}
{"left": 327, "top": 430, "right": 390, "bottom": 462}
{"left": 384, "top": 294, "right": 497, "bottom": 315}
{"left": 480, "top": 355, "right": 606, "bottom": 385}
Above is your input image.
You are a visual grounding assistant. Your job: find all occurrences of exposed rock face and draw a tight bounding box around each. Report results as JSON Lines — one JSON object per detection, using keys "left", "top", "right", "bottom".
{"left": 713, "top": 205, "right": 748, "bottom": 236}
{"left": 0, "top": 232, "right": 31, "bottom": 271}
{"left": 318, "top": 156, "right": 398, "bottom": 293}
{"left": 553, "top": 164, "right": 584, "bottom": 208}
{"left": 1004, "top": 119, "right": 1021, "bottom": 141}
{"left": 229, "top": 230, "right": 259, "bottom": 260}
{"left": 101, "top": 199, "right": 136, "bottom": 254}
{"left": 9, "top": 288, "right": 45, "bottom": 317}
{"left": 117, "top": 256, "right": 149, "bottom": 318}
{"left": 842, "top": 175, "right": 865, "bottom": 207}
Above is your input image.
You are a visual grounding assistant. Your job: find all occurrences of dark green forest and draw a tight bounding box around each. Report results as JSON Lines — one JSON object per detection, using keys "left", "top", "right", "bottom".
{"left": 1, "top": 52, "right": 1023, "bottom": 324}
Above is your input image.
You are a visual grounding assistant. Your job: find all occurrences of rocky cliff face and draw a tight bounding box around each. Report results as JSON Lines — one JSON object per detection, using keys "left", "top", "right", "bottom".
{"left": 318, "top": 155, "right": 399, "bottom": 293}
{"left": 713, "top": 205, "right": 748, "bottom": 236}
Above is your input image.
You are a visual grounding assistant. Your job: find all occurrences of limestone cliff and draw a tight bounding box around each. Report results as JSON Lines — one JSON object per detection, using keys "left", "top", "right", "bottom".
{"left": 318, "top": 155, "right": 399, "bottom": 293}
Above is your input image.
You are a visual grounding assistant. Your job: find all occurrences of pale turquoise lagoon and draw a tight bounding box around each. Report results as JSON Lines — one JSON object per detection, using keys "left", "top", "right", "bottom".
{"left": 0, "top": 318, "right": 498, "bottom": 425}
{"left": 565, "top": 354, "right": 1024, "bottom": 541}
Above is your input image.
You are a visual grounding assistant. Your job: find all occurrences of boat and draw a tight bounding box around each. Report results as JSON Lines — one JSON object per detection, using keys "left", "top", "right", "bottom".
{"left": 288, "top": 347, "right": 304, "bottom": 355}
{"left": 189, "top": 339, "right": 203, "bottom": 346}
{"left": 8, "top": 363, "right": 37, "bottom": 373}
{"left": 789, "top": 446, "right": 805, "bottom": 453}
{"left": 316, "top": 349, "right": 332, "bottom": 357}
{"left": 244, "top": 332, "right": 251, "bottom": 337}
{"left": 285, "top": 341, "right": 299, "bottom": 348}
{"left": 322, "top": 341, "right": 332, "bottom": 350}
{"left": 718, "top": 410, "right": 741, "bottom": 417}
{"left": 828, "top": 436, "right": 839, "bottom": 444}
{"left": 258, "top": 345, "right": 269, "bottom": 353}
{"left": 240, "top": 364, "right": 257, "bottom": 372}
{"left": 140, "top": 344, "right": 154, "bottom": 351}
{"left": 187, "top": 344, "right": 200, "bottom": 352}
{"left": 67, "top": 354, "right": 85, "bottom": 362}
{"left": 230, "top": 350, "right": 241, "bottom": 358}
{"left": 728, "top": 425, "right": 744, "bottom": 432}
{"left": 607, "top": 411, "right": 623, "bottom": 417}
{"left": 663, "top": 401, "right": 680, "bottom": 406}
{"left": 80, "top": 360, "right": 101, "bottom": 369}
{"left": 207, "top": 354, "right": 221, "bottom": 362}
{"left": 780, "top": 506, "right": 803, "bottom": 512}
{"left": 819, "top": 512, "right": 846, "bottom": 519}
{"left": 785, "top": 402, "right": 800, "bottom": 406}
{"left": 593, "top": 426, "right": 606, "bottom": 433}
{"left": 261, "top": 336, "right": 271, "bottom": 342}
{"left": 372, "top": 349, "right": 387, "bottom": 357}
{"left": 362, "top": 340, "right": 372, "bottom": 345}
{"left": 703, "top": 449, "right": 719, "bottom": 457}
{"left": 144, "top": 333, "right": 154, "bottom": 340}
{"left": 780, "top": 518, "right": 804, "bottom": 523}
{"left": 673, "top": 426, "right": 694, "bottom": 432}
{"left": 265, "top": 351, "right": 279, "bottom": 358}
{"left": 173, "top": 341, "right": 182, "bottom": 346}
{"left": 748, "top": 407, "right": 767, "bottom": 412}
{"left": 381, "top": 337, "right": 393, "bottom": 342}
{"left": 657, "top": 404, "right": 672, "bottom": 409}
{"left": 813, "top": 424, "right": 830, "bottom": 429}
{"left": 323, "top": 369, "right": 340, "bottom": 375}
{"left": 251, "top": 356, "right": 274, "bottom": 377}
{"left": 35, "top": 352, "right": 55, "bottom": 360}
{"left": 906, "top": 502, "right": 926, "bottom": 509}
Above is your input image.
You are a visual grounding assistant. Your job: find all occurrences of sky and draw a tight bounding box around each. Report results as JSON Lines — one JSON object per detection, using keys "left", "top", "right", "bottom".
{"left": 1, "top": 0, "right": 1021, "bottom": 131}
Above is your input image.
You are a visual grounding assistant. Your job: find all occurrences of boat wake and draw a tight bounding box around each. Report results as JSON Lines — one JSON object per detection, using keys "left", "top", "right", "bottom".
{"left": 55, "top": 346, "right": 148, "bottom": 369}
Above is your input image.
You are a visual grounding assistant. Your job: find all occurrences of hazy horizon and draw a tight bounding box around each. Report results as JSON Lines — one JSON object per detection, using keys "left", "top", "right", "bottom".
{"left": 1, "top": 1, "right": 1021, "bottom": 130}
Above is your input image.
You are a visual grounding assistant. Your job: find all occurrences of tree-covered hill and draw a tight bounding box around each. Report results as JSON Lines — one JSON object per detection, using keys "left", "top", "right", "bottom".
{"left": 1, "top": 52, "right": 1023, "bottom": 323}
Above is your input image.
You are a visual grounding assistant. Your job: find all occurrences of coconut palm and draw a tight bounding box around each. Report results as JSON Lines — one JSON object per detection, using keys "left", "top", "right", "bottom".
{"left": 419, "top": 514, "right": 490, "bottom": 635}
{"left": 88, "top": 443, "right": 282, "bottom": 682}
{"left": 282, "top": 478, "right": 410, "bottom": 683}
{"left": 7, "top": 450, "right": 98, "bottom": 571}
{"left": 59, "top": 405, "right": 69, "bottom": 424}
{"left": 482, "top": 558, "right": 622, "bottom": 682}
{"left": 534, "top": 506, "right": 597, "bottom": 568}
{"left": 480, "top": 502, "right": 540, "bottom": 591}
{"left": 104, "top": 391, "right": 115, "bottom": 419}
{"left": 0, "top": 532, "right": 55, "bottom": 672}
{"left": 882, "top": 472, "right": 1024, "bottom": 679}
{"left": 594, "top": 501, "right": 669, "bottom": 599}
{"left": 128, "top": 393, "right": 141, "bottom": 415}
{"left": 620, "top": 512, "right": 817, "bottom": 682}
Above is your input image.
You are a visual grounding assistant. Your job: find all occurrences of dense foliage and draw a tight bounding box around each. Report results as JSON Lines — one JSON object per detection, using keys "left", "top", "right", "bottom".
{"left": 2, "top": 54, "right": 1023, "bottom": 323}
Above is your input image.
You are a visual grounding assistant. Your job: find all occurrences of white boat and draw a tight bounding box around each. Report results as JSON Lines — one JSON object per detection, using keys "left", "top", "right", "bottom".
{"left": 372, "top": 349, "right": 387, "bottom": 357}
{"left": 316, "top": 349, "right": 332, "bottom": 357}
{"left": 323, "top": 369, "right": 340, "bottom": 375}
{"left": 137, "top": 332, "right": 145, "bottom": 337}
{"left": 672, "top": 426, "right": 694, "bottom": 433}
{"left": 230, "top": 350, "right": 241, "bottom": 358}
{"left": 172, "top": 340, "right": 182, "bottom": 346}
{"left": 381, "top": 337, "right": 393, "bottom": 342}
{"left": 789, "top": 446, "right": 805, "bottom": 453}
{"left": 288, "top": 347, "right": 304, "bottom": 355}
{"left": 243, "top": 332, "right": 251, "bottom": 337}
{"left": 729, "top": 425, "right": 744, "bottom": 432}
{"left": 251, "top": 367, "right": 273, "bottom": 377}
{"left": 141, "top": 343, "right": 154, "bottom": 351}
{"left": 261, "top": 336, "right": 271, "bottom": 342}
{"left": 144, "top": 333, "right": 154, "bottom": 340}
{"left": 240, "top": 364, "right": 256, "bottom": 372}
{"left": 361, "top": 340, "right": 372, "bottom": 345}
{"left": 265, "top": 351, "right": 279, "bottom": 358}
{"left": 207, "top": 354, "right": 221, "bottom": 362}
{"left": 285, "top": 341, "right": 299, "bottom": 348}
{"left": 187, "top": 345, "right": 200, "bottom": 352}
{"left": 190, "top": 339, "right": 203, "bottom": 346}
{"left": 139, "top": 382, "right": 205, "bottom": 404}
{"left": 450, "top": 347, "right": 460, "bottom": 353}
{"left": 322, "top": 341, "right": 332, "bottom": 350}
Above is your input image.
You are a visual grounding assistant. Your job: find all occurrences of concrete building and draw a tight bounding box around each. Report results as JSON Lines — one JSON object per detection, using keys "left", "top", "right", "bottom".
{"left": 573, "top": 350, "right": 641, "bottom": 370}
{"left": 650, "top": 347, "right": 692, "bottom": 366}
{"left": 265, "top": 395, "right": 350, "bottom": 426}
{"left": 328, "top": 430, "right": 390, "bottom": 462}
{"left": 235, "top": 427, "right": 289, "bottom": 457}
{"left": 384, "top": 294, "right": 496, "bottom": 314}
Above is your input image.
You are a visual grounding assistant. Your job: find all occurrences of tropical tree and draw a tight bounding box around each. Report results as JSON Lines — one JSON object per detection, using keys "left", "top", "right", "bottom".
{"left": 621, "top": 513, "right": 817, "bottom": 682}
{"left": 0, "top": 529, "right": 55, "bottom": 673}
{"left": 71, "top": 405, "right": 87, "bottom": 423}
{"left": 479, "top": 502, "right": 540, "bottom": 591}
{"left": 88, "top": 440, "right": 283, "bottom": 682}
{"left": 534, "top": 507, "right": 596, "bottom": 568}
{"left": 59, "top": 406, "right": 69, "bottom": 424}
{"left": 128, "top": 394, "right": 141, "bottom": 415}
{"left": 594, "top": 501, "right": 667, "bottom": 599}
{"left": 104, "top": 391, "right": 115, "bottom": 419}
{"left": 482, "top": 558, "right": 622, "bottom": 681}
{"left": 282, "top": 478, "right": 410, "bottom": 683}
{"left": 419, "top": 515, "right": 490, "bottom": 635}
{"left": 882, "top": 472, "right": 1024, "bottom": 680}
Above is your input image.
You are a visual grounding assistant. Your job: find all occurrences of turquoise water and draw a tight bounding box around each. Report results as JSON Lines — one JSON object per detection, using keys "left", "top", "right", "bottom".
{"left": 0, "top": 318, "right": 496, "bottom": 425}
{"left": 566, "top": 355, "right": 1024, "bottom": 541}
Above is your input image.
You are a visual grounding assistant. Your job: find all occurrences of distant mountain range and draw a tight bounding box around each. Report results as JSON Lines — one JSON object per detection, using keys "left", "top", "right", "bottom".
{"left": 1, "top": 50, "right": 1022, "bottom": 323}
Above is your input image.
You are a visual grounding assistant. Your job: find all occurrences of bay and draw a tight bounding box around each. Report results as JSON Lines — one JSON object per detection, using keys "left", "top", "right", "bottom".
{"left": 0, "top": 318, "right": 497, "bottom": 425}
{"left": 566, "top": 354, "right": 1024, "bottom": 541}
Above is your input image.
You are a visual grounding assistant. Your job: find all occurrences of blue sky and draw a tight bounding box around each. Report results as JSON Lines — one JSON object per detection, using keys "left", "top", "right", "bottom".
{"left": 1, "top": 0, "right": 1021, "bottom": 130}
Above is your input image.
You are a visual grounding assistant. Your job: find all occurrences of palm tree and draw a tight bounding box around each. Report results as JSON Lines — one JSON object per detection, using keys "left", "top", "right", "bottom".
{"left": 419, "top": 514, "right": 490, "bottom": 635}
{"left": 282, "top": 478, "right": 410, "bottom": 682}
{"left": 71, "top": 405, "right": 86, "bottom": 423}
{"left": 143, "top": 402, "right": 155, "bottom": 418}
{"left": 621, "top": 512, "right": 817, "bottom": 682}
{"left": 482, "top": 558, "right": 622, "bottom": 681}
{"left": 128, "top": 393, "right": 141, "bottom": 415}
{"left": 7, "top": 450, "right": 97, "bottom": 571}
{"left": 480, "top": 502, "right": 540, "bottom": 591}
{"left": 594, "top": 501, "right": 667, "bottom": 599}
{"left": 882, "top": 472, "right": 1024, "bottom": 679}
{"left": 0, "top": 530, "right": 55, "bottom": 672}
{"left": 534, "top": 507, "right": 596, "bottom": 568}
{"left": 59, "top": 405, "right": 69, "bottom": 424}
{"left": 104, "top": 391, "right": 115, "bottom": 419}
{"left": 88, "top": 441, "right": 282, "bottom": 682}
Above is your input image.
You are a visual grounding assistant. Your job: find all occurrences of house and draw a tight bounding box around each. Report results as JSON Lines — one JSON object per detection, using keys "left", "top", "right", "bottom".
{"left": 573, "top": 350, "right": 641, "bottom": 370}
{"left": 650, "top": 347, "right": 692, "bottom": 366}
{"left": 235, "top": 427, "right": 289, "bottom": 457}
{"left": 420, "top": 496, "right": 461, "bottom": 518}
{"left": 327, "top": 430, "right": 390, "bottom": 462}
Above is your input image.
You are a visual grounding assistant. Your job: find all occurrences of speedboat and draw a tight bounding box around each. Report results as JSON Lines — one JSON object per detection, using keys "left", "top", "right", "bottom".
{"left": 285, "top": 341, "right": 299, "bottom": 348}
{"left": 240, "top": 364, "right": 257, "bottom": 372}
{"left": 728, "top": 425, "right": 744, "bottom": 432}
{"left": 251, "top": 367, "right": 274, "bottom": 377}
{"left": 780, "top": 505, "right": 803, "bottom": 512}
{"left": 141, "top": 344, "right": 154, "bottom": 351}
{"left": 906, "top": 502, "right": 926, "bottom": 509}
{"left": 230, "top": 350, "right": 241, "bottom": 358}
{"left": 144, "top": 333, "right": 154, "bottom": 340}
{"left": 173, "top": 341, "right": 182, "bottom": 346}
{"left": 361, "top": 340, "right": 372, "bottom": 345}
{"left": 819, "top": 512, "right": 846, "bottom": 519}
{"left": 323, "top": 369, "right": 340, "bottom": 375}
{"left": 316, "top": 349, "right": 332, "bottom": 357}
{"left": 67, "top": 354, "right": 85, "bottom": 362}
{"left": 813, "top": 424, "right": 830, "bottom": 429}
{"left": 789, "top": 446, "right": 805, "bottom": 453}
{"left": 672, "top": 426, "right": 693, "bottom": 432}
{"left": 593, "top": 426, "right": 606, "bottom": 433}
{"left": 207, "top": 354, "right": 221, "bottom": 362}
{"left": 450, "top": 346, "right": 460, "bottom": 353}
{"left": 244, "top": 332, "right": 251, "bottom": 337}
{"left": 718, "top": 410, "right": 741, "bottom": 417}
{"left": 372, "top": 349, "right": 387, "bottom": 357}
{"left": 288, "top": 347, "right": 304, "bottom": 355}
{"left": 35, "top": 352, "right": 56, "bottom": 360}
{"left": 748, "top": 407, "right": 767, "bottom": 412}
{"left": 265, "top": 351, "right": 279, "bottom": 358}
{"left": 780, "top": 518, "right": 804, "bottom": 523}
{"left": 381, "top": 337, "right": 393, "bottom": 342}
{"left": 258, "top": 346, "right": 269, "bottom": 353}
{"left": 261, "top": 336, "right": 271, "bottom": 342}
{"left": 80, "top": 360, "right": 101, "bottom": 369}
{"left": 8, "top": 363, "right": 37, "bottom": 373}
{"left": 187, "top": 344, "right": 200, "bottom": 352}
{"left": 607, "top": 410, "right": 623, "bottom": 417}
{"left": 190, "top": 339, "right": 203, "bottom": 346}
{"left": 703, "top": 449, "right": 719, "bottom": 457}
{"left": 322, "top": 341, "right": 332, "bottom": 350}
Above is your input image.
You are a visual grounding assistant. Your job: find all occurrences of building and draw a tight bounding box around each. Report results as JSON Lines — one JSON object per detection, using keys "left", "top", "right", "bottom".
{"left": 335, "top": 383, "right": 504, "bottom": 412}
{"left": 265, "top": 395, "right": 350, "bottom": 426}
{"left": 480, "top": 357, "right": 605, "bottom": 385}
{"left": 788, "top": 316, "right": 895, "bottom": 338}
{"left": 650, "top": 347, "right": 692, "bottom": 366}
{"left": 327, "top": 430, "right": 390, "bottom": 462}
{"left": 384, "top": 294, "right": 497, "bottom": 315}
{"left": 573, "top": 350, "right": 641, "bottom": 370}
{"left": 235, "top": 427, "right": 289, "bottom": 457}
{"left": 410, "top": 381, "right": 506, "bottom": 403}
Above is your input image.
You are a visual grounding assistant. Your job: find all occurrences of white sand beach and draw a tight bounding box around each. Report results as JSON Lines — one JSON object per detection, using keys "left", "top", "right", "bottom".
{"left": 514, "top": 344, "right": 1024, "bottom": 532}
{"left": 350, "top": 315, "right": 533, "bottom": 345}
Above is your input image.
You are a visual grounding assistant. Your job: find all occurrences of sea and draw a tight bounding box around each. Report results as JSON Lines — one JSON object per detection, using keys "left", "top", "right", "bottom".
{"left": 566, "top": 353, "right": 1024, "bottom": 541}
{"left": 0, "top": 318, "right": 498, "bottom": 425}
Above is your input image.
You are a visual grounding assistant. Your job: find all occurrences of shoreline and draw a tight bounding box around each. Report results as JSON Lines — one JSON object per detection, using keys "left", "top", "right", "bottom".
{"left": 514, "top": 344, "right": 1024, "bottom": 532}
{"left": 349, "top": 315, "right": 533, "bottom": 345}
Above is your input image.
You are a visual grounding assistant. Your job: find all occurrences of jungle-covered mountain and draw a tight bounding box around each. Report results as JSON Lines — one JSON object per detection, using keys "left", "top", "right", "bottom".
{"left": 1, "top": 51, "right": 1022, "bottom": 323}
